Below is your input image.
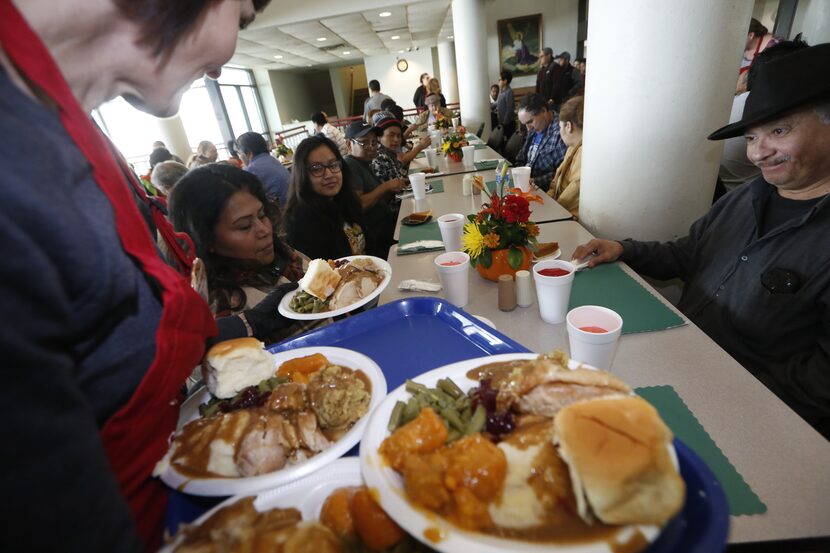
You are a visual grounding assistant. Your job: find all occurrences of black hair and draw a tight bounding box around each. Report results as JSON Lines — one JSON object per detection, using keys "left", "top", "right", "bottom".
{"left": 226, "top": 140, "right": 239, "bottom": 158}
{"left": 748, "top": 17, "right": 768, "bottom": 38}
{"left": 149, "top": 147, "right": 172, "bottom": 168}
{"left": 168, "top": 164, "right": 292, "bottom": 313}
{"left": 284, "top": 135, "right": 362, "bottom": 229}
{"left": 310, "top": 111, "right": 327, "bottom": 126}
{"left": 747, "top": 36, "right": 810, "bottom": 92}
{"left": 369, "top": 79, "right": 381, "bottom": 92}
{"left": 236, "top": 131, "right": 269, "bottom": 156}
{"left": 380, "top": 98, "right": 397, "bottom": 111}
{"left": 499, "top": 70, "right": 513, "bottom": 85}
{"left": 518, "top": 93, "right": 549, "bottom": 115}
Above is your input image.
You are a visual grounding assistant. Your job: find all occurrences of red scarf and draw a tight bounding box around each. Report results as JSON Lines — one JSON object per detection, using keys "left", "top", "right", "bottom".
{"left": 0, "top": 1, "right": 217, "bottom": 548}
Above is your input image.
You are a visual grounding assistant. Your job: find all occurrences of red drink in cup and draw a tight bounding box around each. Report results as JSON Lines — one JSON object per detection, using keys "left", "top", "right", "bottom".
{"left": 579, "top": 326, "right": 608, "bottom": 333}
{"left": 539, "top": 268, "right": 571, "bottom": 277}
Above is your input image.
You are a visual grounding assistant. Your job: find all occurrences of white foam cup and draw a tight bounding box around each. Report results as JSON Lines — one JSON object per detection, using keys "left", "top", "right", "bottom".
{"left": 461, "top": 145, "right": 475, "bottom": 166}
{"left": 511, "top": 166, "right": 532, "bottom": 192}
{"left": 424, "top": 148, "right": 437, "bottom": 167}
{"left": 452, "top": 116, "right": 460, "bottom": 128}
{"left": 437, "top": 213, "right": 465, "bottom": 252}
{"left": 532, "top": 260, "right": 575, "bottom": 324}
{"left": 409, "top": 172, "right": 427, "bottom": 200}
{"left": 566, "top": 305, "right": 624, "bottom": 371}
{"left": 434, "top": 252, "right": 470, "bottom": 307}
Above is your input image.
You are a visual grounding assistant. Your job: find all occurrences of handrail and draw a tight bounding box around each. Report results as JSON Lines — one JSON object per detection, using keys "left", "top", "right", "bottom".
{"left": 330, "top": 115, "right": 363, "bottom": 128}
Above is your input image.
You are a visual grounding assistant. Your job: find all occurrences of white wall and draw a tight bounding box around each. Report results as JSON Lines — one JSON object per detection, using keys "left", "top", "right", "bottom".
{"left": 752, "top": 0, "right": 778, "bottom": 31}
{"left": 791, "top": 0, "right": 830, "bottom": 44}
{"left": 252, "top": 68, "right": 281, "bottom": 133}
{"left": 268, "top": 71, "right": 316, "bottom": 127}
{"left": 485, "top": 0, "right": 579, "bottom": 90}
{"left": 363, "top": 48, "right": 436, "bottom": 110}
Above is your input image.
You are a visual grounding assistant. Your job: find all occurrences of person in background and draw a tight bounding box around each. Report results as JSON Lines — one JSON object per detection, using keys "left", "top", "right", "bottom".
{"left": 153, "top": 140, "right": 185, "bottom": 163}
{"left": 496, "top": 69, "right": 516, "bottom": 138}
{"left": 237, "top": 130, "right": 290, "bottom": 207}
{"left": 573, "top": 44, "right": 830, "bottom": 439}
{"left": 226, "top": 139, "right": 243, "bottom": 168}
{"left": 311, "top": 110, "right": 348, "bottom": 156}
{"left": 427, "top": 77, "right": 447, "bottom": 107}
{"left": 515, "top": 93, "right": 567, "bottom": 192}
{"left": 372, "top": 111, "right": 422, "bottom": 182}
{"left": 571, "top": 57, "right": 586, "bottom": 97}
{"left": 363, "top": 79, "right": 392, "bottom": 121}
{"left": 150, "top": 160, "right": 188, "bottom": 197}
{"left": 140, "top": 146, "right": 173, "bottom": 195}
{"left": 343, "top": 121, "right": 404, "bottom": 258}
{"left": 535, "top": 47, "right": 560, "bottom": 106}
{"left": 169, "top": 164, "right": 315, "bottom": 344}
{"left": 187, "top": 139, "right": 218, "bottom": 168}
{"left": 381, "top": 97, "right": 407, "bottom": 125}
{"left": 405, "top": 93, "right": 455, "bottom": 137}
{"left": 551, "top": 51, "right": 576, "bottom": 111}
{"left": 740, "top": 17, "right": 784, "bottom": 76}
{"left": 413, "top": 72, "right": 430, "bottom": 110}
{"left": 548, "top": 95, "right": 584, "bottom": 219}
{"left": 490, "top": 83, "right": 501, "bottom": 129}
{"left": 284, "top": 135, "right": 368, "bottom": 260}
{"left": 0, "top": 0, "right": 275, "bottom": 549}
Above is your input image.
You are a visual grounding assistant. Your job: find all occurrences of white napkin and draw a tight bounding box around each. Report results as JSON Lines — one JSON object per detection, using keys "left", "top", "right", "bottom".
{"left": 397, "top": 240, "right": 445, "bottom": 253}
{"left": 398, "top": 279, "right": 443, "bottom": 292}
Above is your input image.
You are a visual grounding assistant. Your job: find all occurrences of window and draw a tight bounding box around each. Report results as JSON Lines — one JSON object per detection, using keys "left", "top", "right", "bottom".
{"left": 179, "top": 79, "right": 224, "bottom": 147}
{"left": 217, "top": 68, "right": 267, "bottom": 136}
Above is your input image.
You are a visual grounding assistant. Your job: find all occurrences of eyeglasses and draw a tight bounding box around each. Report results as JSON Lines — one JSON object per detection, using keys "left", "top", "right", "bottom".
{"left": 350, "top": 138, "right": 378, "bottom": 148}
{"left": 307, "top": 159, "right": 342, "bottom": 177}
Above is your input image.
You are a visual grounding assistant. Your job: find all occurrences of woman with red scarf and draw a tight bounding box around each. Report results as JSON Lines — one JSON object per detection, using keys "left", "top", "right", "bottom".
{"left": 0, "top": 0, "right": 290, "bottom": 550}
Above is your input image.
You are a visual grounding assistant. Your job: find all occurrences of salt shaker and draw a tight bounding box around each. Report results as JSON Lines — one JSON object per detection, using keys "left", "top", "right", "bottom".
{"left": 498, "top": 274, "right": 517, "bottom": 311}
{"left": 515, "top": 270, "right": 533, "bottom": 307}
{"left": 462, "top": 174, "right": 473, "bottom": 196}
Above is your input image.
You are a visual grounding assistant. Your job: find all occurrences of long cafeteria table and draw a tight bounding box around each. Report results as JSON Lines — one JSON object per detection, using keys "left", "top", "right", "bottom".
{"left": 380, "top": 208, "right": 830, "bottom": 547}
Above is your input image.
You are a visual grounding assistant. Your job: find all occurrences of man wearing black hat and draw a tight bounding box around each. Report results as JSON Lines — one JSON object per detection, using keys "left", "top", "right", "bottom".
{"left": 572, "top": 43, "right": 830, "bottom": 439}
{"left": 343, "top": 120, "right": 405, "bottom": 258}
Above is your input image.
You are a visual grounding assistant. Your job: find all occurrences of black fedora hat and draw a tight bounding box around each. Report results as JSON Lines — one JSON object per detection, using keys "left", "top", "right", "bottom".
{"left": 708, "top": 43, "right": 830, "bottom": 140}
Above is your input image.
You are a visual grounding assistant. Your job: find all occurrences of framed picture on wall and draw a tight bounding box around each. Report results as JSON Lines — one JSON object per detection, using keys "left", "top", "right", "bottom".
{"left": 497, "top": 14, "right": 542, "bottom": 76}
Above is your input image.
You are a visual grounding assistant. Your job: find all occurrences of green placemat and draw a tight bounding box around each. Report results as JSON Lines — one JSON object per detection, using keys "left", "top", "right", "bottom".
{"left": 427, "top": 179, "right": 444, "bottom": 193}
{"left": 397, "top": 221, "right": 442, "bottom": 248}
{"left": 569, "top": 263, "right": 685, "bottom": 334}
{"left": 475, "top": 160, "right": 499, "bottom": 171}
{"left": 636, "top": 385, "right": 767, "bottom": 516}
{"left": 473, "top": 143, "right": 488, "bottom": 150}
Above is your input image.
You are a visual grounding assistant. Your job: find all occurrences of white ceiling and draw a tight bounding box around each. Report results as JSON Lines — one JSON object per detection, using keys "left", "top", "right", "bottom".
{"left": 232, "top": 0, "right": 455, "bottom": 72}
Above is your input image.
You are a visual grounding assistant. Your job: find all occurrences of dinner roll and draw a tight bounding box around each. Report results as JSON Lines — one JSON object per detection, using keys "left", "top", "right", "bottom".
{"left": 205, "top": 338, "right": 274, "bottom": 399}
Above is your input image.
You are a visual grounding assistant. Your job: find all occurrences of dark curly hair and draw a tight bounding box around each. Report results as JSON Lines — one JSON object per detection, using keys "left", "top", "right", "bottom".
{"left": 168, "top": 163, "right": 292, "bottom": 313}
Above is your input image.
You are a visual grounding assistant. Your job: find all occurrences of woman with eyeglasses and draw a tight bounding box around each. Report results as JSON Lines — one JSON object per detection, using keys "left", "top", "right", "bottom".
{"left": 284, "top": 135, "right": 368, "bottom": 260}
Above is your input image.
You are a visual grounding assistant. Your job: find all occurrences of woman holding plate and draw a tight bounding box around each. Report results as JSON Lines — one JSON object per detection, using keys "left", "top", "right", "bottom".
{"left": 284, "top": 135, "right": 370, "bottom": 260}
{"left": 0, "top": 0, "right": 272, "bottom": 549}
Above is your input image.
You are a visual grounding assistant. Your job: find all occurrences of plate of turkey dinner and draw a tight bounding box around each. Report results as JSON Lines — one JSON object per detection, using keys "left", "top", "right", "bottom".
{"left": 278, "top": 256, "right": 392, "bottom": 321}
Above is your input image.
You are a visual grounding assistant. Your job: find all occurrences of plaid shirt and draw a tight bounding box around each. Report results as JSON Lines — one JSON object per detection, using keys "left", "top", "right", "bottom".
{"left": 371, "top": 145, "right": 407, "bottom": 183}
{"left": 515, "top": 116, "right": 567, "bottom": 192}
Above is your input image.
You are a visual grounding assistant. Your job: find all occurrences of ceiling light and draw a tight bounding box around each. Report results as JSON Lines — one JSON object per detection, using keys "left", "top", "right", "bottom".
{"left": 391, "top": 35, "right": 400, "bottom": 40}
{"left": 447, "top": 35, "right": 454, "bottom": 39}
{"left": 316, "top": 37, "right": 327, "bottom": 42}
{"left": 398, "top": 49, "right": 404, "bottom": 53}
{"left": 343, "top": 51, "right": 351, "bottom": 55}
{"left": 307, "top": 64, "right": 312, "bottom": 67}
{"left": 274, "top": 55, "right": 283, "bottom": 59}
{"left": 379, "top": 11, "right": 391, "bottom": 17}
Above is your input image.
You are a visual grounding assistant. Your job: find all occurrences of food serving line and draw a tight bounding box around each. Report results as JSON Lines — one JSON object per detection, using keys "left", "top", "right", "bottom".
{"left": 378, "top": 142, "right": 830, "bottom": 547}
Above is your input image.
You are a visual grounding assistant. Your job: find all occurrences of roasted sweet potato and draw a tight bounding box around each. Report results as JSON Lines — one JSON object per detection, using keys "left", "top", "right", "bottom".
{"left": 379, "top": 407, "right": 448, "bottom": 471}
{"left": 350, "top": 488, "right": 405, "bottom": 551}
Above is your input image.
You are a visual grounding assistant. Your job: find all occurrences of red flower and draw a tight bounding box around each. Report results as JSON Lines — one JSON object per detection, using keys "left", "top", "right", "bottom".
{"left": 502, "top": 195, "right": 530, "bottom": 223}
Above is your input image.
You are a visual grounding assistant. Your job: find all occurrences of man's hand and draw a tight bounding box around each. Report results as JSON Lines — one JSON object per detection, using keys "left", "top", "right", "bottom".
{"left": 244, "top": 282, "right": 299, "bottom": 338}
{"left": 571, "top": 239, "right": 624, "bottom": 268}
{"left": 417, "top": 136, "right": 432, "bottom": 150}
{"left": 383, "top": 178, "right": 406, "bottom": 194}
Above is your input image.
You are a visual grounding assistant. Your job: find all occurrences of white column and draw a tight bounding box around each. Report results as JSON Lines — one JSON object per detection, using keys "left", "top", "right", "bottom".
{"left": 451, "top": 0, "right": 489, "bottom": 134}
{"left": 155, "top": 114, "right": 192, "bottom": 161}
{"left": 792, "top": 0, "right": 830, "bottom": 45}
{"left": 437, "top": 41, "right": 459, "bottom": 104}
{"left": 579, "top": 0, "right": 753, "bottom": 241}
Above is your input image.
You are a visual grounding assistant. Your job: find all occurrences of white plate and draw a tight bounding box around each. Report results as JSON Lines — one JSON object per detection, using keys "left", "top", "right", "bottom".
{"left": 278, "top": 256, "right": 392, "bottom": 321}
{"left": 158, "top": 347, "right": 386, "bottom": 497}
{"left": 161, "top": 457, "right": 364, "bottom": 553}
{"left": 532, "top": 248, "right": 562, "bottom": 263}
{"left": 360, "top": 353, "right": 662, "bottom": 553}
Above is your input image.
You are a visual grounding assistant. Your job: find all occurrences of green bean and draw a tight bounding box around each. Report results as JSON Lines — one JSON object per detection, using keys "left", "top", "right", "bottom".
{"left": 441, "top": 407, "right": 465, "bottom": 432}
{"left": 447, "top": 429, "right": 462, "bottom": 443}
{"left": 465, "top": 404, "right": 487, "bottom": 435}
{"left": 402, "top": 397, "right": 420, "bottom": 423}
{"left": 438, "top": 377, "right": 464, "bottom": 399}
{"left": 405, "top": 379, "right": 427, "bottom": 394}
{"left": 257, "top": 380, "right": 270, "bottom": 392}
{"left": 388, "top": 400, "right": 405, "bottom": 432}
{"left": 428, "top": 388, "right": 454, "bottom": 408}
{"left": 200, "top": 402, "right": 220, "bottom": 418}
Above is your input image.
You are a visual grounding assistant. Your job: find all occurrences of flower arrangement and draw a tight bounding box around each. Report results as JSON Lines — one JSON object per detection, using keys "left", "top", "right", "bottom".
{"left": 434, "top": 114, "right": 452, "bottom": 130}
{"left": 462, "top": 175, "right": 541, "bottom": 280}
{"left": 274, "top": 135, "right": 293, "bottom": 159}
{"left": 441, "top": 130, "right": 469, "bottom": 162}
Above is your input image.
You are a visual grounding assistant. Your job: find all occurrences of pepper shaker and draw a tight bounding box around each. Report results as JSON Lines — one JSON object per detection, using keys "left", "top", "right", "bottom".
{"left": 498, "top": 274, "right": 517, "bottom": 311}
{"left": 515, "top": 270, "right": 533, "bottom": 307}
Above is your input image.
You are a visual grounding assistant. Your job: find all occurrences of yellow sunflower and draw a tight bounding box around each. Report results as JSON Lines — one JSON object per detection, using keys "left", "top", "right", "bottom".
{"left": 462, "top": 222, "right": 485, "bottom": 259}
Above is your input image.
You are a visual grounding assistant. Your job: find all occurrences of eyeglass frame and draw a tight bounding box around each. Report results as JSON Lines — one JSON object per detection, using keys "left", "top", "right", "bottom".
{"left": 306, "top": 159, "right": 343, "bottom": 177}
{"left": 349, "top": 137, "right": 379, "bottom": 148}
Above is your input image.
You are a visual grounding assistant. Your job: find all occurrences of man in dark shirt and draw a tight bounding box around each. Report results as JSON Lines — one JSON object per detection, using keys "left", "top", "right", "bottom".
{"left": 573, "top": 44, "right": 830, "bottom": 439}
{"left": 550, "top": 51, "right": 576, "bottom": 110}
{"left": 535, "top": 47, "right": 560, "bottom": 105}
{"left": 342, "top": 121, "right": 405, "bottom": 258}
{"left": 237, "top": 131, "right": 290, "bottom": 207}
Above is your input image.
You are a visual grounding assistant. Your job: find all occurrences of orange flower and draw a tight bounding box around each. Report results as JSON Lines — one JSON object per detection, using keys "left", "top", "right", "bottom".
{"left": 483, "top": 232, "right": 501, "bottom": 249}
{"left": 526, "top": 222, "right": 540, "bottom": 237}
{"left": 509, "top": 188, "right": 544, "bottom": 204}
